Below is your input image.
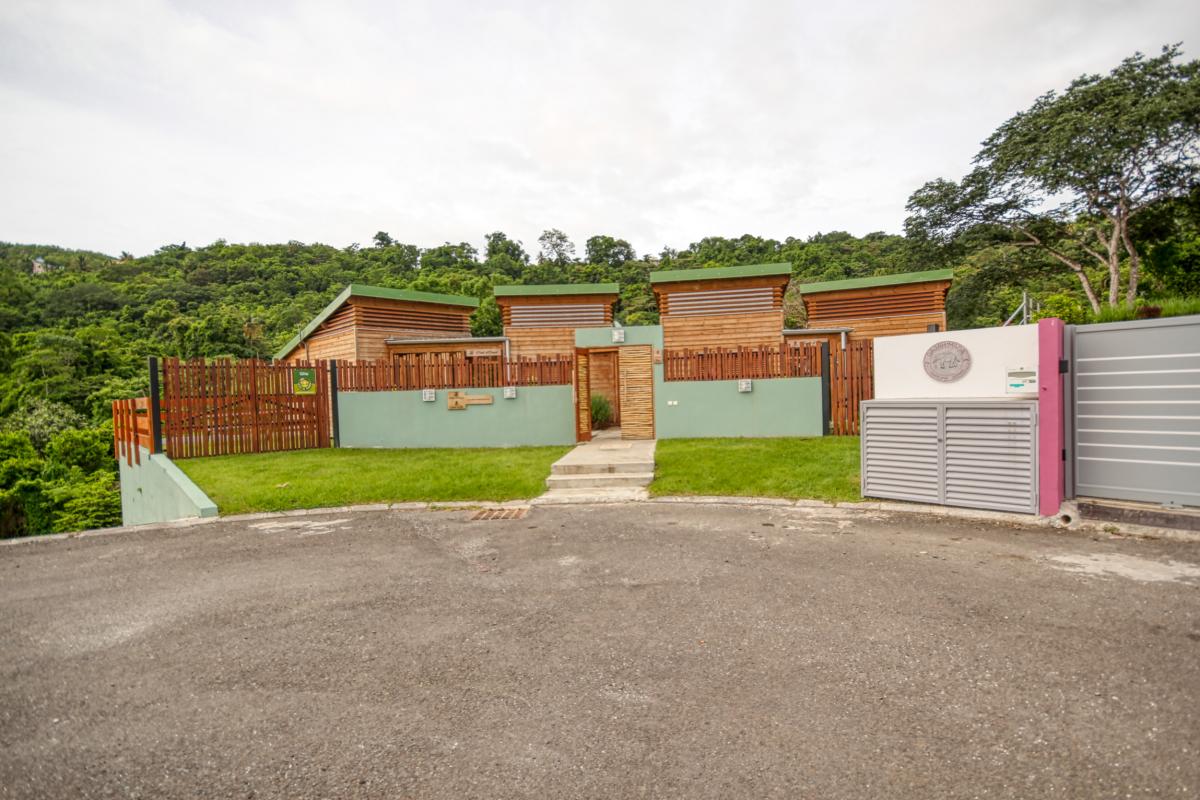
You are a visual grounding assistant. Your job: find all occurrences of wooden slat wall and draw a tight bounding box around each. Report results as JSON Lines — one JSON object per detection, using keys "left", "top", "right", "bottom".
{"left": 498, "top": 294, "right": 617, "bottom": 327}
{"left": 618, "top": 346, "right": 655, "bottom": 440}
{"left": 505, "top": 326, "right": 578, "bottom": 359}
{"left": 385, "top": 341, "right": 505, "bottom": 357}
{"left": 287, "top": 328, "right": 357, "bottom": 363}
{"left": 836, "top": 312, "right": 946, "bottom": 340}
{"left": 574, "top": 349, "right": 591, "bottom": 442}
{"left": 338, "top": 354, "right": 573, "bottom": 391}
{"left": 588, "top": 351, "right": 620, "bottom": 423}
{"left": 111, "top": 396, "right": 154, "bottom": 465}
{"left": 663, "top": 344, "right": 822, "bottom": 381}
{"left": 829, "top": 340, "right": 875, "bottom": 436}
{"left": 662, "top": 311, "right": 784, "bottom": 350}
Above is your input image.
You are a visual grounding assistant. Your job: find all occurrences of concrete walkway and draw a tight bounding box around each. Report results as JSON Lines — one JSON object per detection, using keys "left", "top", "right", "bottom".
{"left": 534, "top": 428, "right": 656, "bottom": 504}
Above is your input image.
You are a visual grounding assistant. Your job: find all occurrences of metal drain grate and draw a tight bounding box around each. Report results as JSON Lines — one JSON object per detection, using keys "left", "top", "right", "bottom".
{"left": 469, "top": 507, "right": 529, "bottom": 521}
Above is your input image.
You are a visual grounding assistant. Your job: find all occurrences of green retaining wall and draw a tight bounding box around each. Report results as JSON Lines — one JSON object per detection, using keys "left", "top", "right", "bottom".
{"left": 339, "top": 385, "right": 575, "bottom": 448}
{"left": 655, "top": 377, "right": 824, "bottom": 439}
{"left": 118, "top": 448, "right": 219, "bottom": 526}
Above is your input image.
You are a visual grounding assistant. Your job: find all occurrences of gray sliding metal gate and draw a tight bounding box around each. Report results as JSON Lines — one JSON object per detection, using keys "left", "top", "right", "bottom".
{"left": 1070, "top": 315, "right": 1200, "bottom": 508}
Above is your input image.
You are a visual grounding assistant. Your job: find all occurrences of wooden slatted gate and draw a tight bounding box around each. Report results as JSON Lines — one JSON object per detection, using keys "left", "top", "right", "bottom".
{"left": 618, "top": 346, "right": 655, "bottom": 440}
{"left": 158, "top": 358, "right": 332, "bottom": 458}
{"left": 829, "top": 340, "right": 874, "bottom": 436}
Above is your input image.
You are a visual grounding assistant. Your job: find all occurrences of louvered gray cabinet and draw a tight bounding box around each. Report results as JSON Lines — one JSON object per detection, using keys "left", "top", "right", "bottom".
{"left": 861, "top": 400, "right": 1038, "bottom": 514}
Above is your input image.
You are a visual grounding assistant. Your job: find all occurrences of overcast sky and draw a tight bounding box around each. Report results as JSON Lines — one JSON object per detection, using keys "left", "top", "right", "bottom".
{"left": 1, "top": 0, "right": 1197, "bottom": 259}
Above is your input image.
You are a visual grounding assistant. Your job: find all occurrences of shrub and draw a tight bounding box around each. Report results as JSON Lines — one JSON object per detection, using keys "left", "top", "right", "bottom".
{"left": 590, "top": 394, "right": 614, "bottom": 428}
{"left": 45, "top": 426, "right": 113, "bottom": 474}
{"left": 3, "top": 398, "right": 86, "bottom": 452}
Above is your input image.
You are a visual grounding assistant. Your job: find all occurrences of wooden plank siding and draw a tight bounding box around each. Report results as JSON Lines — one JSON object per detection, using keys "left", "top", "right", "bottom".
{"left": 802, "top": 280, "right": 950, "bottom": 340}
{"left": 654, "top": 273, "right": 790, "bottom": 351}
{"left": 498, "top": 293, "right": 617, "bottom": 359}
{"left": 282, "top": 296, "right": 473, "bottom": 362}
{"left": 661, "top": 311, "right": 785, "bottom": 350}
{"left": 588, "top": 350, "right": 621, "bottom": 424}
{"left": 618, "top": 346, "right": 655, "bottom": 440}
{"left": 504, "top": 327, "right": 579, "bottom": 359}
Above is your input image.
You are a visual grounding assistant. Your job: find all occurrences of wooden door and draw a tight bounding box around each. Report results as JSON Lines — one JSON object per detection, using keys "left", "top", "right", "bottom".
{"left": 618, "top": 346, "right": 655, "bottom": 440}
{"left": 574, "top": 347, "right": 592, "bottom": 442}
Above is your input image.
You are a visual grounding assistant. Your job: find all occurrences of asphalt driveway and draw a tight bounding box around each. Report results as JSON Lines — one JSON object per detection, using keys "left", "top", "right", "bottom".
{"left": 1, "top": 503, "right": 1198, "bottom": 799}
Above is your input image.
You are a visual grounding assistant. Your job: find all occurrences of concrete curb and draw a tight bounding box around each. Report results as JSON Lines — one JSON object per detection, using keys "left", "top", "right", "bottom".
{"left": 5, "top": 496, "right": 1198, "bottom": 547}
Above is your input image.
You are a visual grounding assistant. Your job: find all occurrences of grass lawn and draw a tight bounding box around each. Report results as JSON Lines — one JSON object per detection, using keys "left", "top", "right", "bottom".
{"left": 650, "top": 437, "right": 861, "bottom": 503}
{"left": 177, "top": 446, "right": 572, "bottom": 515}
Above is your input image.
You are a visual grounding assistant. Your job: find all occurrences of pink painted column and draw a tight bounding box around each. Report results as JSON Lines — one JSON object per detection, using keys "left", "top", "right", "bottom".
{"left": 1038, "top": 318, "right": 1065, "bottom": 516}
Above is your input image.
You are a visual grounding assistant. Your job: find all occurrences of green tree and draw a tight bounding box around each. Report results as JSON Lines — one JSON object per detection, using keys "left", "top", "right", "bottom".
{"left": 906, "top": 45, "right": 1200, "bottom": 311}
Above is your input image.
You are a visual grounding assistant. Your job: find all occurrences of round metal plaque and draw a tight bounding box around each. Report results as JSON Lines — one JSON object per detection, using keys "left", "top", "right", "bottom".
{"left": 922, "top": 341, "right": 971, "bottom": 382}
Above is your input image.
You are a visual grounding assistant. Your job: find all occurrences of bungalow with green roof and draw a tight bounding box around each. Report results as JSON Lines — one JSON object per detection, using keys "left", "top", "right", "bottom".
{"left": 784, "top": 268, "right": 954, "bottom": 349}
{"left": 494, "top": 283, "right": 620, "bottom": 359}
{"left": 650, "top": 263, "right": 793, "bottom": 350}
{"left": 275, "top": 284, "right": 481, "bottom": 363}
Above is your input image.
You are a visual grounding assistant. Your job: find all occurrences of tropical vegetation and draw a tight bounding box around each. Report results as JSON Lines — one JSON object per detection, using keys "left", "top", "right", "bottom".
{"left": 0, "top": 45, "right": 1195, "bottom": 536}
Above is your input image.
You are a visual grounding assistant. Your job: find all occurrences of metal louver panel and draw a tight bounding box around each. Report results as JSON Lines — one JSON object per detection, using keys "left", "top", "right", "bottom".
{"left": 861, "top": 400, "right": 1038, "bottom": 514}
{"left": 861, "top": 403, "right": 941, "bottom": 503}
{"left": 943, "top": 405, "right": 1037, "bottom": 514}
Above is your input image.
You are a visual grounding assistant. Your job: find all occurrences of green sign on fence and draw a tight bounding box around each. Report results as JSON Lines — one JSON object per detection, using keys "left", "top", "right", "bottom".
{"left": 292, "top": 367, "right": 317, "bottom": 395}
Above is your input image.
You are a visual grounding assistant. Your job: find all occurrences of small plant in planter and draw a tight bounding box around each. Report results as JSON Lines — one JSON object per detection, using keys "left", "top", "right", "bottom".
{"left": 590, "top": 394, "right": 614, "bottom": 429}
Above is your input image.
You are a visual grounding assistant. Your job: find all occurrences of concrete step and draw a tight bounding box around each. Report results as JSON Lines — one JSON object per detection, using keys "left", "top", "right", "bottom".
{"left": 533, "top": 487, "right": 649, "bottom": 505}
{"left": 550, "top": 460, "right": 655, "bottom": 476}
{"left": 545, "top": 472, "right": 655, "bottom": 490}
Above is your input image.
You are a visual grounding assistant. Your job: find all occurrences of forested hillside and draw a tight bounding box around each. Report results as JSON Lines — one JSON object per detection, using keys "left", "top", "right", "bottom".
{"left": 2, "top": 45, "right": 1197, "bottom": 538}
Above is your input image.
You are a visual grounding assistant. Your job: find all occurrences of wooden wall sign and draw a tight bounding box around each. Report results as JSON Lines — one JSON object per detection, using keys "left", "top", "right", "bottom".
{"left": 447, "top": 391, "right": 495, "bottom": 410}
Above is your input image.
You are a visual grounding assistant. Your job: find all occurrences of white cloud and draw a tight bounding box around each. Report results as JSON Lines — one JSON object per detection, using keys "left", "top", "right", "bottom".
{"left": 1, "top": 0, "right": 1196, "bottom": 257}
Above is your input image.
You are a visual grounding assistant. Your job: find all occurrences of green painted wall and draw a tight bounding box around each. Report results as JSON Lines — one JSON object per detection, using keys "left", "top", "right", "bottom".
{"left": 339, "top": 385, "right": 575, "bottom": 448}
{"left": 118, "top": 448, "right": 219, "bottom": 526}
{"left": 575, "top": 325, "right": 663, "bottom": 349}
{"left": 654, "top": 377, "right": 823, "bottom": 439}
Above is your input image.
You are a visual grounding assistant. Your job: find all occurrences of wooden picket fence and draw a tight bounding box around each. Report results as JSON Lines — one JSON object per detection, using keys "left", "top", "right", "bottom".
{"left": 337, "top": 353, "right": 573, "bottom": 391}
{"left": 663, "top": 344, "right": 823, "bottom": 381}
{"left": 157, "top": 358, "right": 332, "bottom": 458}
{"left": 829, "top": 339, "right": 874, "bottom": 436}
{"left": 111, "top": 396, "right": 155, "bottom": 465}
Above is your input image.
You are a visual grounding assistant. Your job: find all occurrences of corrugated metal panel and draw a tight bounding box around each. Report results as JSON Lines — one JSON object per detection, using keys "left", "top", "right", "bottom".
{"left": 944, "top": 405, "right": 1036, "bottom": 513}
{"left": 861, "top": 403, "right": 941, "bottom": 504}
{"left": 861, "top": 401, "right": 1038, "bottom": 514}
{"left": 1072, "top": 315, "right": 1200, "bottom": 507}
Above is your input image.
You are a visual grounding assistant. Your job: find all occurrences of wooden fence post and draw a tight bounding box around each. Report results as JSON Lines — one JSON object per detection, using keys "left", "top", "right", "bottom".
{"left": 329, "top": 361, "right": 340, "bottom": 448}
{"left": 148, "top": 357, "right": 163, "bottom": 454}
{"left": 819, "top": 341, "right": 831, "bottom": 436}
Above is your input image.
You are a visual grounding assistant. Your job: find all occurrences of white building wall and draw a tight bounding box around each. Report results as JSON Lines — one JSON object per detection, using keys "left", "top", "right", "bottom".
{"left": 874, "top": 325, "right": 1039, "bottom": 400}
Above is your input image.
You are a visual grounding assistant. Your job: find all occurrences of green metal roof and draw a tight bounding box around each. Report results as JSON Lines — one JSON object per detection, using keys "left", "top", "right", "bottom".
{"left": 274, "top": 284, "right": 479, "bottom": 360}
{"left": 649, "top": 262, "right": 792, "bottom": 284}
{"left": 493, "top": 283, "right": 619, "bottom": 297}
{"left": 796, "top": 268, "right": 955, "bottom": 295}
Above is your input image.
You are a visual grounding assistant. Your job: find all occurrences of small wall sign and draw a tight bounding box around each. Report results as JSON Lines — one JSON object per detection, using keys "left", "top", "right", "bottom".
{"left": 292, "top": 368, "right": 317, "bottom": 395}
{"left": 612, "top": 328, "right": 626, "bottom": 343}
{"left": 922, "top": 341, "right": 971, "bottom": 383}
{"left": 503, "top": 386, "right": 517, "bottom": 399}
{"left": 737, "top": 379, "right": 753, "bottom": 393}
{"left": 421, "top": 389, "right": 436, "bottom": 402}
{"left": 448, "top": 391, "right": 494, "bottom": 410}
{"left": 1005, "top": 367, "right": 1037, "bottom": 394}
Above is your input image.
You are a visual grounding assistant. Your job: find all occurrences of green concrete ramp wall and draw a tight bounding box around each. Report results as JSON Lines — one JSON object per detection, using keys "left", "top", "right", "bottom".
{"left": 339, "top": 386, "right": 575, "bottom": 448}
{"left": 118, "top": 448, "right": 219, "bottom": 526}
{"left": 655, "top": 377, "right": 823, "bottom": 439}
